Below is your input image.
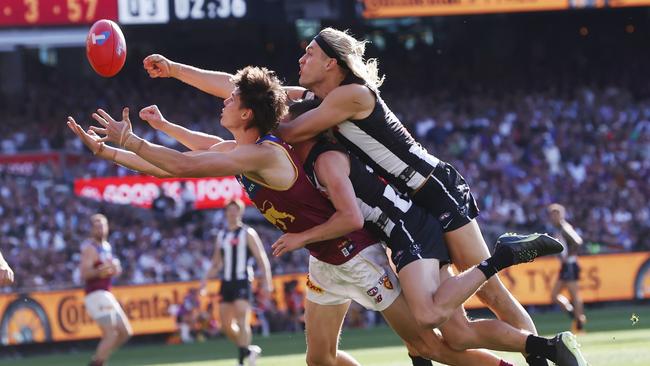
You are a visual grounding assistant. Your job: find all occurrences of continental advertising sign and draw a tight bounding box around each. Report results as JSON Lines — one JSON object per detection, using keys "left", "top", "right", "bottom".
{"left": 0, "top": 274, "right": 306, "bottom": 345}
{"left": 1, "top": 252, "right": 649, "bottom": 344}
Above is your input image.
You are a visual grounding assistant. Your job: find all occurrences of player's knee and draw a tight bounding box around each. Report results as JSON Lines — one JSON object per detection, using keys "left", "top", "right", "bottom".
{"left": 414, "top": 308, "right": 449, "bottom": 329}
{"left": 306, "top": 350, "right": 336, "bottom": 366}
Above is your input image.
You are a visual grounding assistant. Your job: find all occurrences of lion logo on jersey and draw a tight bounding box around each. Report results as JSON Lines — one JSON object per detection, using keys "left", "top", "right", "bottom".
{"left": 259, "top": 200, "right": 295, "bottom": 231}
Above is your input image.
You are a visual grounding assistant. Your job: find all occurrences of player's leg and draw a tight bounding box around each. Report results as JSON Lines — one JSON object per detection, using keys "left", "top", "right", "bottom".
{"left": 399, "top": 232, "right": 562, "bottom": 329}
{"left": 111, "top": 298, "right": 133, "bottom": 352}
{"left": 304, "top": 299, "right": 358, "bottom": 366}
{"left": 445, "top": 221, "right": 538, "bottom": 334}
{"left": 233, "top": 299, "right": 257, "bottom": 366}
{"left": 414, "top": 163, "right": 540, "bottom": 344}
{"left": 437, "top": 266, "right": 588, "bottom": 366}
{"left": 566, "top": 281, "right": 586, "bottom": 331}
{"left": 380, "top": 293, "right": 506, "bottom": 366}
{"left": 219, "top": 302, "right": 239, "bottom": 344}
{"left": 85, "top": 291, "right": 128, "bottom": 366}
{"left": 551, "top": 278, "right": 574, "bottom": 316}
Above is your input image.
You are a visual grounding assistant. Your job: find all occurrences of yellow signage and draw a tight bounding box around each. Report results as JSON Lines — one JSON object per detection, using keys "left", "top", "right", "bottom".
{"left": 2, "top": 252, "right": 649, "bottom": 344}
{"left": 362, "top": 0, "right": 570, "bottom": 18}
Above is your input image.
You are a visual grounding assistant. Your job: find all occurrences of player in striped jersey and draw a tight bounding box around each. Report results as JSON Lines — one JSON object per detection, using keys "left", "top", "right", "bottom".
{"left": 200, "top": 199, "right": 272, "bottom": 366}
{"left": 284, "top": 99, "right": 583, "bottom": 366}
{"left": 275, "top": 27, "right": 587, "bottom": 366}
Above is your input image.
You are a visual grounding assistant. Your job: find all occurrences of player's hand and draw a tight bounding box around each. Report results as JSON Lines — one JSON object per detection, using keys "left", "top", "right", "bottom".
{"left": 97, "top": 263, "right": 115, "bottom": 278}
{"left": 0, "top": 261, "right": 14, "bottom": 286}
{"left": 271, "top": 233, "right": 307, "bottom": 257}
{"left": 139, "top": 105, "right": 167, "bottom": 130}
{"left": 67, "top": 117, "right": 109, "bottom": 157}
{"left": 90, "top": 108, "right": 134, "bottom": 147}
{"left": 143, "top": 54, "right": 177, "bottom": 78}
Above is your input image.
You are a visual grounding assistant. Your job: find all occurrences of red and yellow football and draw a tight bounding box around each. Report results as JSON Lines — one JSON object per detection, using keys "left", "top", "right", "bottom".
{"left": 86, "top": 19, "right": 127, "bottom": 78}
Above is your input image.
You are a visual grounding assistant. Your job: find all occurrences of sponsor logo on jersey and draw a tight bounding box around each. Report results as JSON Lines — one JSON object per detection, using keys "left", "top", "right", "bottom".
{"left": 366, "top": 287, "right": 379, "bottom": 297}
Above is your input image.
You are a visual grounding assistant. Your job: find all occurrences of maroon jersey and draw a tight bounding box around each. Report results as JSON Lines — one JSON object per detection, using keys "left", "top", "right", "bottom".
{"left": 84, "top": 240, "right": 114, "bottom": 294}
{"left": 238, "top": 134, "right": 376, "bottom": 265}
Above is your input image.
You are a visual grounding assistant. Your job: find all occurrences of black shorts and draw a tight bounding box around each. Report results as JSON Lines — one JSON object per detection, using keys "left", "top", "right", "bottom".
{"left": 412, "top": 162, "right": 479, "bottom": 232}
{"left": 559, "top": 262, "right": 581, "bottom": 281}
{"left": 388, "top": 206, "right": 451, "bottom": 272}
{"left": 219, "top": 279, "right": 252, "bottom": 303}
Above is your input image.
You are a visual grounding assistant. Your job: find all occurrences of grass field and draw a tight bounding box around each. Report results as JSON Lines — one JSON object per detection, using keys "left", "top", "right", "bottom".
{"left": 4, "top": 305, "right": 649, "bottom": 365}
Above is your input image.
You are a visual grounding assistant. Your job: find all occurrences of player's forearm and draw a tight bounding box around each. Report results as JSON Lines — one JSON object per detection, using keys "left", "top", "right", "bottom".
{"left": 300, "top": 212, "right": 364, "bottom": 245}
{"left": 171, "top": 63, "right": 234, "bottom": 99}
{"left": 81, "top": 266, "right": 101, "bottom": 280}
{"left": 276, "top": 122, "right": 316, "bottom": 144}
{"left": 284, "top": 86, "right": 308, "bottom": 102}
{"left": 103, "top": 145, "right": 174, "bottom": 178}
{"left": 159, "top": 120, "right": 223, "bottom": 151}
{"left": 561, "top": 222, "right": 583, "bottom": 246}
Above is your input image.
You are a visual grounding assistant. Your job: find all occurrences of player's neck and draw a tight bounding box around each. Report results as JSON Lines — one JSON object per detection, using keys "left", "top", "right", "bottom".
{"left": 231, "top": 126, "right": 261, "bottom": 145}
{"left": 312, "top": 73, "right": 345, "bottom": 99}
{"left": 227, "top": 221, "right": 242, "bottom": 231}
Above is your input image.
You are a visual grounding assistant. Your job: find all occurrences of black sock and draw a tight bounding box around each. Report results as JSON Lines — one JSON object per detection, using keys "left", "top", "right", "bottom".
{"left": 477, "top": 247, "right": 515, "bottom": 279}
{"left": 525, "top": 354, "right": 550, "bottom": 366}
{"left": 238, "top": 347, "right": 250, "bottom": 365}
{"left": 409, "top": 354, "right": 433, "bottom": 366}
{"left": 525, "top": 335, "right": 557, "bottom": 363}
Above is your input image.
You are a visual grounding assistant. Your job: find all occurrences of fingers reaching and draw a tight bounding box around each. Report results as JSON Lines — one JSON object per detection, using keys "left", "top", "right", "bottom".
{"left": 96, "top": 109, "right": 116, "bottom": 124}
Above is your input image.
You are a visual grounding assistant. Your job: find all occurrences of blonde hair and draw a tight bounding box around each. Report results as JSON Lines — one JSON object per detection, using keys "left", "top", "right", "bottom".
{"left": 318, "top": 27, "right": 384, "bottom": 90}
{"left": 547, "top": 203, "right": 566, "bottom": 215}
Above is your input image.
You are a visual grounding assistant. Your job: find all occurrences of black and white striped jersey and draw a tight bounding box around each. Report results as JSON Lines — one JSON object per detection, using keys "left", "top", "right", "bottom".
{"left": 217, "top": 226, "right": 254, "bottom": 282}
{"left": 303, "top": 138, "right": 415, "bottom": 241}
{"left": 304, "top": 88, "right": 440, "bottom": 194}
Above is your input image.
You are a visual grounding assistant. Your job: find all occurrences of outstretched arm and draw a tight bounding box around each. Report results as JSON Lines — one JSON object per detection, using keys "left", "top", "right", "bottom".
{"left": 139, "top": 105, "right": 222, "bottom": 151}
{"left": 271, "top": 150, "right": 364, "bottom": 256}
{"left": 277, "top": 84, "right": 374, "bottom": 143}
{"left": 144, "top": 54, "right": 306, "bottom": 101}
{"left": 90, "top": 108, "right": 272, "bottom": 178}
{"left": 247, "top": 228, "right": 273, "bottom": 292}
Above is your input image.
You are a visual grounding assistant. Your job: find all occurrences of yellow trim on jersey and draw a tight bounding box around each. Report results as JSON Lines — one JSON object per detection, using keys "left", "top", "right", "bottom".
{"left": 242, "top": 140, "right": 298, "bottom": 192}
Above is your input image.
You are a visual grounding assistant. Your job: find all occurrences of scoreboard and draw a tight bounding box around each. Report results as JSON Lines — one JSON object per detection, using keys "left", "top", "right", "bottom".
{"left": 0, "top": 0, "right": 248, "bottom": 27}
{"left": 0, "top": 0, "right": 118, "bottom": 27}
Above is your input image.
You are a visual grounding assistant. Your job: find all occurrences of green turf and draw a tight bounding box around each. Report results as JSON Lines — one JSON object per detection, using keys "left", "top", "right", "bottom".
{"left": 4, "top": 305, "right": 649, "bottom": 365}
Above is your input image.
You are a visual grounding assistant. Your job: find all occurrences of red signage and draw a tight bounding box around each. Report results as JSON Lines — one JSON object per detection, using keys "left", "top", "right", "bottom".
{"left": 0, "top": 0, "right": 118, "bottom": 27}
{"left": 74, "top": 175, "right": 251, "bottom": 209}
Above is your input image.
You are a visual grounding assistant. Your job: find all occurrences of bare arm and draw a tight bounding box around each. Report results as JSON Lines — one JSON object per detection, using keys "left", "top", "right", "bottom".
{"left": 277, "top": 85, "right": 374, "bottom": 143}
{"left": 143, "top": 54, "right": 236, "bottom": 99}
{"left": 79, "top": 244, "right": 101, "bottom": 281}
{"left": 201, "top": 238, "right": 223, "bottom": 285}
{"left": 246, "top": 228, "right": 273, "bottom": 291}
{"left": 560, "top": 221, "right": 583, "bottom": 247}
{"left": 139, "top": 105, "right": 223, "bottom": 151}
{"left": 271, "top": 150, "right": 364, "bottom": 256}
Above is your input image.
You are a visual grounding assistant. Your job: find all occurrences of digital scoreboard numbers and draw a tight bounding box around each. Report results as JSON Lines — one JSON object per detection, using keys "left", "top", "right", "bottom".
{"left": 118, "top": 0, "right": 247, "bottom": 24}
{"left": 118, "top": 0, "right": 169, "bottom": 24}
{"left": 0, "top": 0, "right": 118, "bottom": 27}
{"left": 171, "top": 0, "right": 246, "bottom": 21}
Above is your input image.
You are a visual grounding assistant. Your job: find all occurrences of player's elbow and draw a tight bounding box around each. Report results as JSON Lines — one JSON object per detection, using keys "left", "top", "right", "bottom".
{"left": 343, "top": 211, "right": 365, "bottom": 232}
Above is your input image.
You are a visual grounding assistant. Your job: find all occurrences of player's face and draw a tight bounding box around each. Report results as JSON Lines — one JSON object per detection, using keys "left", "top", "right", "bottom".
{"left": 91, "top": 218, "right": 108, "bottom": 239}
{"left": 225, "top": 204, "right": 243, "bottom": 225}
{"left": 298, "top": 41, "right": 328, "bottom": 88}
{"left": 220, "top": 89, "right": 250, "bottom": 131}
{"left": 549, "top": 210, "right": 563, "bottom": 225}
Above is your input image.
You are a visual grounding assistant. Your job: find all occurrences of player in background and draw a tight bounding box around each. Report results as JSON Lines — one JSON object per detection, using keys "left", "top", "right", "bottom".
{"left": 548, "top": 203, "right": 587, "bottom": 333}
{"left": 80, "top": 214, "right": 132, "bottom": 366}
{"left": 0, "top": 250, "right": 14, "bottom": 285}
{"left": 200, "top": 199, "right": 273, "bottom": 366}
{"left": 70, "top": 65, "right": 526, "bottom": 366}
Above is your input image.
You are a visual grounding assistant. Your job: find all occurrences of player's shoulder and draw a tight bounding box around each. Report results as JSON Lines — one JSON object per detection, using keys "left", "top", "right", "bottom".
{"left": 328, "top": 84, "right": 375, "bottom": 108}
{"left": 80, "top": 240, "right": 98, "bottom": 254}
